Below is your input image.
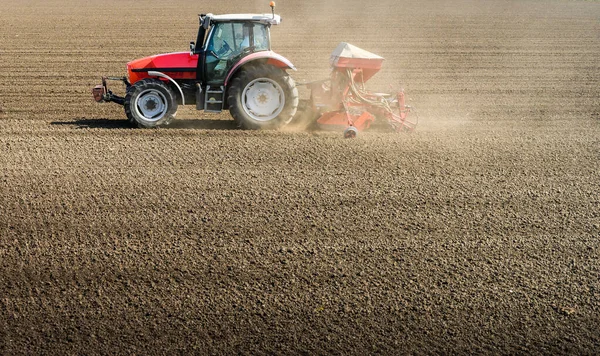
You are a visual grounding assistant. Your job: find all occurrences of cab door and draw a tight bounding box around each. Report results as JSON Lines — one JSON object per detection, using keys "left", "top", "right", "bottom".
{"left": 204, "top": 22, "right": 246, "bottom": 85}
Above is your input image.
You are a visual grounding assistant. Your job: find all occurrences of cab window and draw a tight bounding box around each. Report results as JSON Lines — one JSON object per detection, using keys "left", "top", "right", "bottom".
{"left": 253, "top": 24, "right": 269, "bottom": 51}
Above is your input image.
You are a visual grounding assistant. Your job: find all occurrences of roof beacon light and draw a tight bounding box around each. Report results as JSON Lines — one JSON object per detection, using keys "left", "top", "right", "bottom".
{"left": 270, "top": 1, "right": 276, "bottom": 18}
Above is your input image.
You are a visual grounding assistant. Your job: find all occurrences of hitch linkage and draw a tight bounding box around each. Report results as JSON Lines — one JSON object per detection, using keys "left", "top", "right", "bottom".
{"left": 92, "top": 76, "right": 131, "bottom": 105}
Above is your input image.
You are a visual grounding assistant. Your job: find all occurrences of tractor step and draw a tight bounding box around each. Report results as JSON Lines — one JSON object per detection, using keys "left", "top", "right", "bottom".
{"left": 204, "top": 85, "right": 225, "bottom": 112}
{"left": 195, "top": 83, "right": 204, "bottom": 110}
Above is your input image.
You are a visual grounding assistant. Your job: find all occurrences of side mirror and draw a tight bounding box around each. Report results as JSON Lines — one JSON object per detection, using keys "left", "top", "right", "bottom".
{"left": 190, "top": 41, "right": 195, "bottom": 53}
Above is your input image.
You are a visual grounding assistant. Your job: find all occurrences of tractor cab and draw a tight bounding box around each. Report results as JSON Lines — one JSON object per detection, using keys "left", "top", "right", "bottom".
{"left": 192, "top": 13, "right": 278, "bottom": 85}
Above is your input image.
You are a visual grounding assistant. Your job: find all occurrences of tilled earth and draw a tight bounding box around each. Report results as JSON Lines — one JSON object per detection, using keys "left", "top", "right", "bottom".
{"left": 1, "top": 0, "right": 599, "bottom": 354}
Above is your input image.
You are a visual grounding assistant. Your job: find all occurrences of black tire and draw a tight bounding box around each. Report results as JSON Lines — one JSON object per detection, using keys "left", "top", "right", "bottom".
{"left": 124, "top": 85, "right": 136, "bottom": 126}
{"left": 228, "top": 64, "right": 298, "bottom": 130}
{"left": 124, "top": 78, "right": 178, "bottom": 128}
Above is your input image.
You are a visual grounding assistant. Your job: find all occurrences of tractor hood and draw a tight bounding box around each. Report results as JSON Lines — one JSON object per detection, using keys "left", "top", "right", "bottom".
{"left": 127, "top": 52, "right": 198, "bottom": 84}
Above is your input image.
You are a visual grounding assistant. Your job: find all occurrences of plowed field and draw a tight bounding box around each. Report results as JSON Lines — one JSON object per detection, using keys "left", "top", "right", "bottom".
{"left": 1, "top": 0, "right": 599, "bottom": 353}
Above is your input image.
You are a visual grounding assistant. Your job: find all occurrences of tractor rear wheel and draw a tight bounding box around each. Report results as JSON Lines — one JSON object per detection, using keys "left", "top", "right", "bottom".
{"left": 124, "top": 78, "right": 178, "bottom": 128}
{"left": 228, "top": 64, "right": 298, "bottom": 130}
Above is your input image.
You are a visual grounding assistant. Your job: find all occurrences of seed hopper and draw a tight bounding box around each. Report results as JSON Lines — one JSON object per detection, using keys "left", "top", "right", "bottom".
{"left": 305, "top": 42, "right": 416, "bottom": 138}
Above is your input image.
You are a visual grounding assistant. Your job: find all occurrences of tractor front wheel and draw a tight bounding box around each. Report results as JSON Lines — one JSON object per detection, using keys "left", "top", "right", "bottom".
{"left": 228, "top": 64, "right": 298, "bottom": 130}
{"left": 124, "top": 78, "right": 178, "bottom": 128}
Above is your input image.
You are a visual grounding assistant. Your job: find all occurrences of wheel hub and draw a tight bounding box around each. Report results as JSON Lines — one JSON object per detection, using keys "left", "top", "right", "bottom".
{"left": 257, "top": 93, "right": 268, "bottom": 104}
{"left": 145, "top": 99, "right": 157, "bottom": 111}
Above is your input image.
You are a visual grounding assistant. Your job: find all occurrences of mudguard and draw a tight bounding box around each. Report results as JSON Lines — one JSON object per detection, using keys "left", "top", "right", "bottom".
{"left": 224, "top": 51, "right": 296, "bottom": 87}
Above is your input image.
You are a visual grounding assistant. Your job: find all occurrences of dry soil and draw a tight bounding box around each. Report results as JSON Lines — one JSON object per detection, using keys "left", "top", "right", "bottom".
{"left": 0, "top": 0, "right": 599, "bottom": 354}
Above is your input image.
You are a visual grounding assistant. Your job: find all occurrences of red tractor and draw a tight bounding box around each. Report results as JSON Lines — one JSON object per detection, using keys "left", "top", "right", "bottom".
{"left": 93, "top": 3, "right": 415, "bottom": 136}
{"left": 93, "top": 3, "right": 298, "bottom": 129}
